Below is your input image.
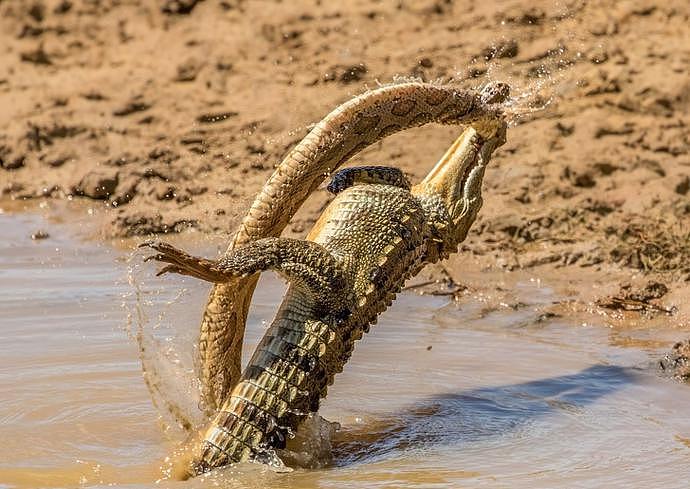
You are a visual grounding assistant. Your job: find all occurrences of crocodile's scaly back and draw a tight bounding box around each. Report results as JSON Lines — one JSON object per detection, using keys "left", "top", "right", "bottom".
{"left": 198, "top": 82, "right": 506, "bottom": 413}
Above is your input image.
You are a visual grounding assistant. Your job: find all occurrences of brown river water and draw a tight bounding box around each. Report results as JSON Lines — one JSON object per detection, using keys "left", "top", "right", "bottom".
{"left": 2, "top": 209, "right": 690, "bottom": 489}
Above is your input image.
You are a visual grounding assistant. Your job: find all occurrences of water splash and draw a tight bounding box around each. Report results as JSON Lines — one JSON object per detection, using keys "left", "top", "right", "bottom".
{"left": 121, "top": 248, "right": 206, "bottom": 438}
{"left": 122, "top": 246, "right": 342, "bottom": 471}
{"left": 445, "top": 0, "right": 599, "bottom": 128}
{"left": 278, "top": 414, "right": 341, "bottom": 469}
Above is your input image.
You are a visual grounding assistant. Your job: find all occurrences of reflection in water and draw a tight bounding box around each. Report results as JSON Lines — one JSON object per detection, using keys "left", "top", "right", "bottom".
{"left": 334, "top": 365, "right": 635, "bottom": 465}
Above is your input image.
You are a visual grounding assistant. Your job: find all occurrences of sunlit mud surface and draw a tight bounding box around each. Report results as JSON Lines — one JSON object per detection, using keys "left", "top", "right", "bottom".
{"left": 2, "top": 211, "right": 690, "bottom": 489}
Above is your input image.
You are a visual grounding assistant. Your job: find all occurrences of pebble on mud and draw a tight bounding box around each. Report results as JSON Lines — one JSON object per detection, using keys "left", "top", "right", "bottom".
{"left": 676, "top": 176, "right": 690, "bottom": 196}
{"left": 20, "top": 44, "right": 52, "bottom": 65}
{"left": 73, "top": 170, "right": 119, "bottom": 199}
{"left": 499, "top": 6, "right": 545, "bottom": 26}
{"left": 43, "top": 152, "right": 74, "bottom": 167}
{"left": 323, "top": 63, "right": 368, "bottom": 84}
{"left": 175, "top": 58, "right": 204, "bottom": 82}
{"left": 341, "top": 64, "right": 367, "bottom": 82}
{"left": 31, "top": 230, "right": 50, "bottom": 240}
{"left": 659, "top": 339, "right": 690, "bottom": 382}
{"left": 162, "top": 0, "right": 202, "bottom": 15}
{"left": 113, "top": 100, "right": 151, "bottom": 117}
{"left": 110, "top": 176, "right": 140, "bottom": 207}
{"left": 594, "top": 123, "right": 635, "bottom": 138}
{"left": 27, "top": 2, "right": 45, "bottom": 22}
{"left": 555, "top": 122, "right": 575, "bottom": 136}
{"left": 482, "top": 39, "right": 519, "bottom": 60}
{"left": 0, "top": 145, "right": 25, "bottom": 170}
{"left": 53, "top": 0, "right": 72, "bottom": 14}
{"left": 196, "top": 111, "right": 238, "bottom": 123}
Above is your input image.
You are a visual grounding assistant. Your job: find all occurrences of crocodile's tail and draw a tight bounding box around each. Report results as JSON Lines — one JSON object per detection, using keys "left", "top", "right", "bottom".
{"left": 183, "top": 295, "right": 344, "bottom": 476}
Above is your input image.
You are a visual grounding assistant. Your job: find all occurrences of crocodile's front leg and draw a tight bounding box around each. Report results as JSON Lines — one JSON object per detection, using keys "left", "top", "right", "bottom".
{"left": 140, "top": 238, "right": 352, "bottom": 313}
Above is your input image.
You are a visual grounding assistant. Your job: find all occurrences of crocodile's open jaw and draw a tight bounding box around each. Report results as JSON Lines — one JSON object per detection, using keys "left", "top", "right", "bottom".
{"left": 412, "top": 120, "right": 507, "bottom": 249}
{"left": 416, "top": 127, "right": 483, "bottom": 215}
{"left": 412, "top": 82, "right": 509, "bottom": 250}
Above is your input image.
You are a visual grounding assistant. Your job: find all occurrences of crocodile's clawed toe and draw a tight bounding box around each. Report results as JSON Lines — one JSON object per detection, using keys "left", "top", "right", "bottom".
{"left": 140, "top": 240, "right": 204, "bottom": 278}
{"left": 143, "top": 253, "right": 163, "bottom": 263}
{"left": 138, "top": 239, "right": 159, "bottom": 250}
{"left": 139, "top": 240, "right": 179, "bottom": 254}
{"left": 144, "top": 251, "right": 191, "bottom": 277}
{"left": 143, "top": 250, "right": 182, "bottom": 267}
{"left": 156, "top": 265, "right": 184, "bottom": 277}
{"left": 141, "top": 241, "right": 188, "bottom": 263}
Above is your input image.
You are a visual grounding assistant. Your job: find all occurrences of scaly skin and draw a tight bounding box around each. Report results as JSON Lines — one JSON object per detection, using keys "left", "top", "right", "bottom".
{"left": 142, "top": 82, "right": 508, "bottom": 475}
{"left": 196, "top": 82, "right": 507, "bottom": 415}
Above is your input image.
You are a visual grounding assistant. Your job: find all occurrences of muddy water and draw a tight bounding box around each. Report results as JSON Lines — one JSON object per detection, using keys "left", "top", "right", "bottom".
{"left": 2, "top": 210, "right": 690, "bottom": 489}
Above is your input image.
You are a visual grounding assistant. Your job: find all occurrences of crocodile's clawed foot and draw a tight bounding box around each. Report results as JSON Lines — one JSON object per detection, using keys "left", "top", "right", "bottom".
{"left": 139, "top": 240, "right": 229, "bottom": 283}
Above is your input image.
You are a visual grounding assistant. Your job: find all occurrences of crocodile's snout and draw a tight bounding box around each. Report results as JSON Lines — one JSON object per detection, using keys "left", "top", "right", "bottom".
{"left": 412, "top": 117, "right": 508, "bottom": 252}
{"left": 414, "top": 83, "right": 509, "bottom": 241}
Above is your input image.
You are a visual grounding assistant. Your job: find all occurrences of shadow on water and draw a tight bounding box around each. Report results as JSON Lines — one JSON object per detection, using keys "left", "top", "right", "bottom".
{"left": 332, "top": 365, "right": 636, "bottom": 466}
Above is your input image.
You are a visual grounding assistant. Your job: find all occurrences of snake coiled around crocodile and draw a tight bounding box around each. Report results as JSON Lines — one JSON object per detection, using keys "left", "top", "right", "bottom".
{"left": 197, "top": 81, "right": 507, "bottom": 414}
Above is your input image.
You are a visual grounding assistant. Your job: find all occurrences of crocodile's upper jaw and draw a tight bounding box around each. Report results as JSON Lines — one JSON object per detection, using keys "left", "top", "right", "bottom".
{"left": 412, "top": 121, "right": 507, "bottom": 251}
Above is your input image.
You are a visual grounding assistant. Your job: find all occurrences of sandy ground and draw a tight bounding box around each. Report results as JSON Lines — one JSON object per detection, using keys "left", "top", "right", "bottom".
{"left": 1, "top": 1, "right": 689, "bottom": 369}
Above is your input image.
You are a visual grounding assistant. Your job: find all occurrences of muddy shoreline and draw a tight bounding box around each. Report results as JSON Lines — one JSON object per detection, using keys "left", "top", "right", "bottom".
{"left": 2, "top": 1, "right": 689, "bottom": 362}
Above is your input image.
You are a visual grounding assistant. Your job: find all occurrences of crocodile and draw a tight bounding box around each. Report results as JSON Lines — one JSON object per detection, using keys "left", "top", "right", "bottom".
{"left": 141, "top": 81, "right": 509, "bottom": 476}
